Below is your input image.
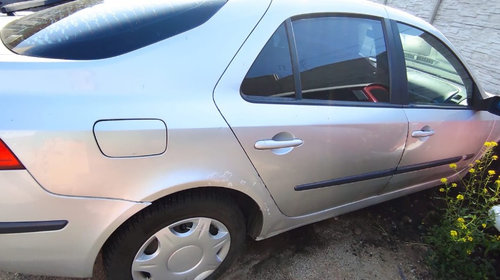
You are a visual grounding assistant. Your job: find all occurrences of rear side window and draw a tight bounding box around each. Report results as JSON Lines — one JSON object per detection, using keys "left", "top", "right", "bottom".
{"left": 0, "top": 0, "right": 227, "bottom": 60}
{"left": 242, "top": 15, "right": 390, "bottom": 104}
{"left": 241, "top": 23, "right": 295, "bottom": 99}
{"left": 293, "top": 16, "right": 390, "bottom": 102}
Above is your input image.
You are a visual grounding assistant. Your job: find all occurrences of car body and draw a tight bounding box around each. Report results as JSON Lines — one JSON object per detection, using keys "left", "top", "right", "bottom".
{"left": 0, "top": 0, "right": 499, "bottom": 279}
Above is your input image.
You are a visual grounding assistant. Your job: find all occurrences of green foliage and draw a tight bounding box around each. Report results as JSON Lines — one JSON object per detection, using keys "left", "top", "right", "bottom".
{"left": 425, "top": 142, "right": 500, "bottom": 279}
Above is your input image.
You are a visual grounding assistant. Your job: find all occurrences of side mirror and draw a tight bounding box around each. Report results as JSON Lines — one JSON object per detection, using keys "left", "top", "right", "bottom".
{"left": 485, "top": 96, "right": 500, "bottom": 116}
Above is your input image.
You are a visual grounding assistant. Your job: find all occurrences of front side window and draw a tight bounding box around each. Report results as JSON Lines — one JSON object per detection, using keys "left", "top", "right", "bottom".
{"left": 398, "top": 23, "right": 473, "bottom": 106}
{"left": 293, "top": 16, "right": 390, "bottom": 103}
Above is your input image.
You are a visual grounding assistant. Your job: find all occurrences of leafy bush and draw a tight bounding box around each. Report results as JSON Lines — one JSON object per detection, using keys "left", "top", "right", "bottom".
{"left": 425, "top": 142, "right": 500, "bottom": 279}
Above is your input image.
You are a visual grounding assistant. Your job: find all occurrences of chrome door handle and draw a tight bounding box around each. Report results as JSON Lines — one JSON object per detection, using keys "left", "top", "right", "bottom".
{"left": 411, "top": 130, "right": 435, "bottom": 138}
{"left": 254, "top": 138, "right": 303, "bottom": 150}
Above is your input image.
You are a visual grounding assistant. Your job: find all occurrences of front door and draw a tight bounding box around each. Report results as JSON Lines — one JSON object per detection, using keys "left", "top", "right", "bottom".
{"left": 384, "top": 22, "right": 495, "bottom": 193}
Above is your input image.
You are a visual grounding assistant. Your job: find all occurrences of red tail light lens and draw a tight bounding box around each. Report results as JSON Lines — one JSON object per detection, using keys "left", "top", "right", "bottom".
{"left": 0, "top": 139, "right": 24, "bottom": 170}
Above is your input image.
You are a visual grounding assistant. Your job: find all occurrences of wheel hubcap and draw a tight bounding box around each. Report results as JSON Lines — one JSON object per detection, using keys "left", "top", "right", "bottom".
{"left": 132, "top": 217, "right": 231, "bottom": 280}
{"left": 168, "top": 245, "right": 203, "bottom": 272}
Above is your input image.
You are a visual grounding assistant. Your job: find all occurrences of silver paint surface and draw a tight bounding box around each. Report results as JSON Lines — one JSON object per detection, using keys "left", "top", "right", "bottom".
{"left": 0, "top": 0, "right": 498, "bottom": 278}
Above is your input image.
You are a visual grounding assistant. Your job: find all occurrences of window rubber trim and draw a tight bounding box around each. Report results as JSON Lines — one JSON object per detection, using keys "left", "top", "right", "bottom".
{"left": 0, "top": 220, "right": 68, "bottom": 234}
{"left": 285, "top": 18, "right": 302, "bottom": 100}
{"left": 241, "top": 96, "right": 404, "bottom": 108}
{"left": 384, "top": 18, "right": 408, "bottom": 105}
{"left": 404, "top": 104, "right": 477, "bottom": 110}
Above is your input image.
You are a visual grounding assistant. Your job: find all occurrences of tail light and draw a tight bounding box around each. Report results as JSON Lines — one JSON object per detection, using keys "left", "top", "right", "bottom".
{"left": 0, "top": 139, "right": 24, "bottom": 170}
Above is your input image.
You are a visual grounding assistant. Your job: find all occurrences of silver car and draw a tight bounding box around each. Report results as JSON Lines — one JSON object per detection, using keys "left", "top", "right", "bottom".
{"left": 0, "top": 0, "right": 499, "bottom": 279}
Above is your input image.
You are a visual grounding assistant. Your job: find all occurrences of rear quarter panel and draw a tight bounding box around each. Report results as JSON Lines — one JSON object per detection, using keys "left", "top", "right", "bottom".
{"left": 0, "top": 0, "right": 274, "bottom": 209}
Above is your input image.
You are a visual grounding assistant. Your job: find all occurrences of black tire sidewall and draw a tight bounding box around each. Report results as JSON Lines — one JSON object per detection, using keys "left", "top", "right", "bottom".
{"left": 105, "top": 195, "right": 246, "bottom": 280}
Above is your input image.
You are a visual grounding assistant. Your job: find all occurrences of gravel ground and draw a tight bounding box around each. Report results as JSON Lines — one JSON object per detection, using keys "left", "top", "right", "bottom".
{"left": 0, "top": 190, "right": 435, "bottom": 280}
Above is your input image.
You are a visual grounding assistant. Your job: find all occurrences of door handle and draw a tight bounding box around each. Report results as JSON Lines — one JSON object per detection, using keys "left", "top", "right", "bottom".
{"left": 411, "top": 130, "right": 435, "bottom": 138}
{"left": 254, "top": 138, "right": 303, "bottom": 150}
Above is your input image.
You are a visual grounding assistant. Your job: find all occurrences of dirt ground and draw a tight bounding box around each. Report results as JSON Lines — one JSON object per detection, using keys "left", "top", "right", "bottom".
{"left": 0, "top": 188, "right": 438, "bottom": 280}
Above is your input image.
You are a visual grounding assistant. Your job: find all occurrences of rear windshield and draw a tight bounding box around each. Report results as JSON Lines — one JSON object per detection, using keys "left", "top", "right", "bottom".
{"left": 0, "top": 0, "right": 227, "bottom": 60}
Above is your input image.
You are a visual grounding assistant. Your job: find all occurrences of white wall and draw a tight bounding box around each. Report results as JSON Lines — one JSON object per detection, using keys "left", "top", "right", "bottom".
{"left": 370, "top": 0, "right": 500, "bottom": 94}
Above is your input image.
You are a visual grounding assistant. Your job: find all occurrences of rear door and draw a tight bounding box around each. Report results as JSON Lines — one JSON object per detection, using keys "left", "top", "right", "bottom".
{"left": 214, "top": 14, "right": 408, "bottom": 217}
{"left": 383, "top": 22, "right": 495, "bottom": 193}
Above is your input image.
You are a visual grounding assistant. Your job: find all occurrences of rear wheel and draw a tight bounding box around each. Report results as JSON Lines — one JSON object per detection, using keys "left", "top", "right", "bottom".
{"left": 104, "top": 192, "right": 246, "bottom": 280}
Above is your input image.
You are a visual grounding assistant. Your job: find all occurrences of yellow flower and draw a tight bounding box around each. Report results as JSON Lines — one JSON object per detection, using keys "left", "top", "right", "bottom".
{"left": 451, "top": 183, "right": 457, "bottom": 188}
{"left": 457, "top": 217, "right": 465, "bottom": 223}
{"left": 484, "top": 188, "right": 488, "bottom": 193}
{"left": 440, "top": 178, "right": 448, "bottom": 184}
{"left": 496, "top": 180, "right": 500, "bottom": 186}
{"left": 469, "top": 168, "right": 475, "bottom": 173}
{"left": 466, "top": 249, "right": 472, "bottom": 255}
{"left": 482, "top": 223, "right": 487, "bottom": 228}
{"left": 497, "top": 235, "right": 500, "bottom": 241}
{"left": 461, "top": 224, "right": 467, "bottom": 229}
{"left": 484, "top": 141, "right": 497, "bottom": 147}
{"left": 439, "top": 188, "right": 445, "bottom": 193}
{"left": 456, "top": 194, "right": 464, "bottom": 200}
{"left": 449, "top": 163, "right": 457, "bottom": 169}
{"left": 488, "top": 170, "right": 496, "bottom": 176}
{"left": 484, "top": 141, "right": 498, "bottom": 147}
{"left": 493, "top": 155, "right": 499, "bottom": 160}
{"left": 468, "top": 163, "right": 474, "bottom": 167}
{"left": 467, "top": 236, "right": 473, "bottom": 242}
{"left": 450, "top": 230, "right": 458, "bottom": 237}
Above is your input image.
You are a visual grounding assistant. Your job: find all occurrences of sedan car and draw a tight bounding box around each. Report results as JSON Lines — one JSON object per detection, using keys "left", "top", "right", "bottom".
{"left": 0, "top": 0, "right": 499, "bottom": 279}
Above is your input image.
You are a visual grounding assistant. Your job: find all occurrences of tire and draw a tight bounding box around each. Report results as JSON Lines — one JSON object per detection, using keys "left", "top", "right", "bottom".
{"left": 104, "top": 191, "right": 246, "bottom": 280}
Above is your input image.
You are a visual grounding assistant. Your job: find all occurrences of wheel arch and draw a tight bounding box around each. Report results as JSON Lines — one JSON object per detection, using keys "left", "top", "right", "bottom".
{"left": 101, "top": 186, "right": 263, "bottom": 256}
{"left": 153, "top": 187, "right": 264, "bottom": 239}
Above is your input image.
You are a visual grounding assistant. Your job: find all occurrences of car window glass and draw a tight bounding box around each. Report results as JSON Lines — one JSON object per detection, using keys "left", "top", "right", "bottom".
{"left": 293, "top": 17, "right": 390, "bottom": 103}
{"left": 0, "top": 0, "right": 227, "bottom": 60}
{"left": 397, "top": 23, "right": 473, "bottom": 106}
{"left": 241, "top": 23, "right": 295, "bottom": 99}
